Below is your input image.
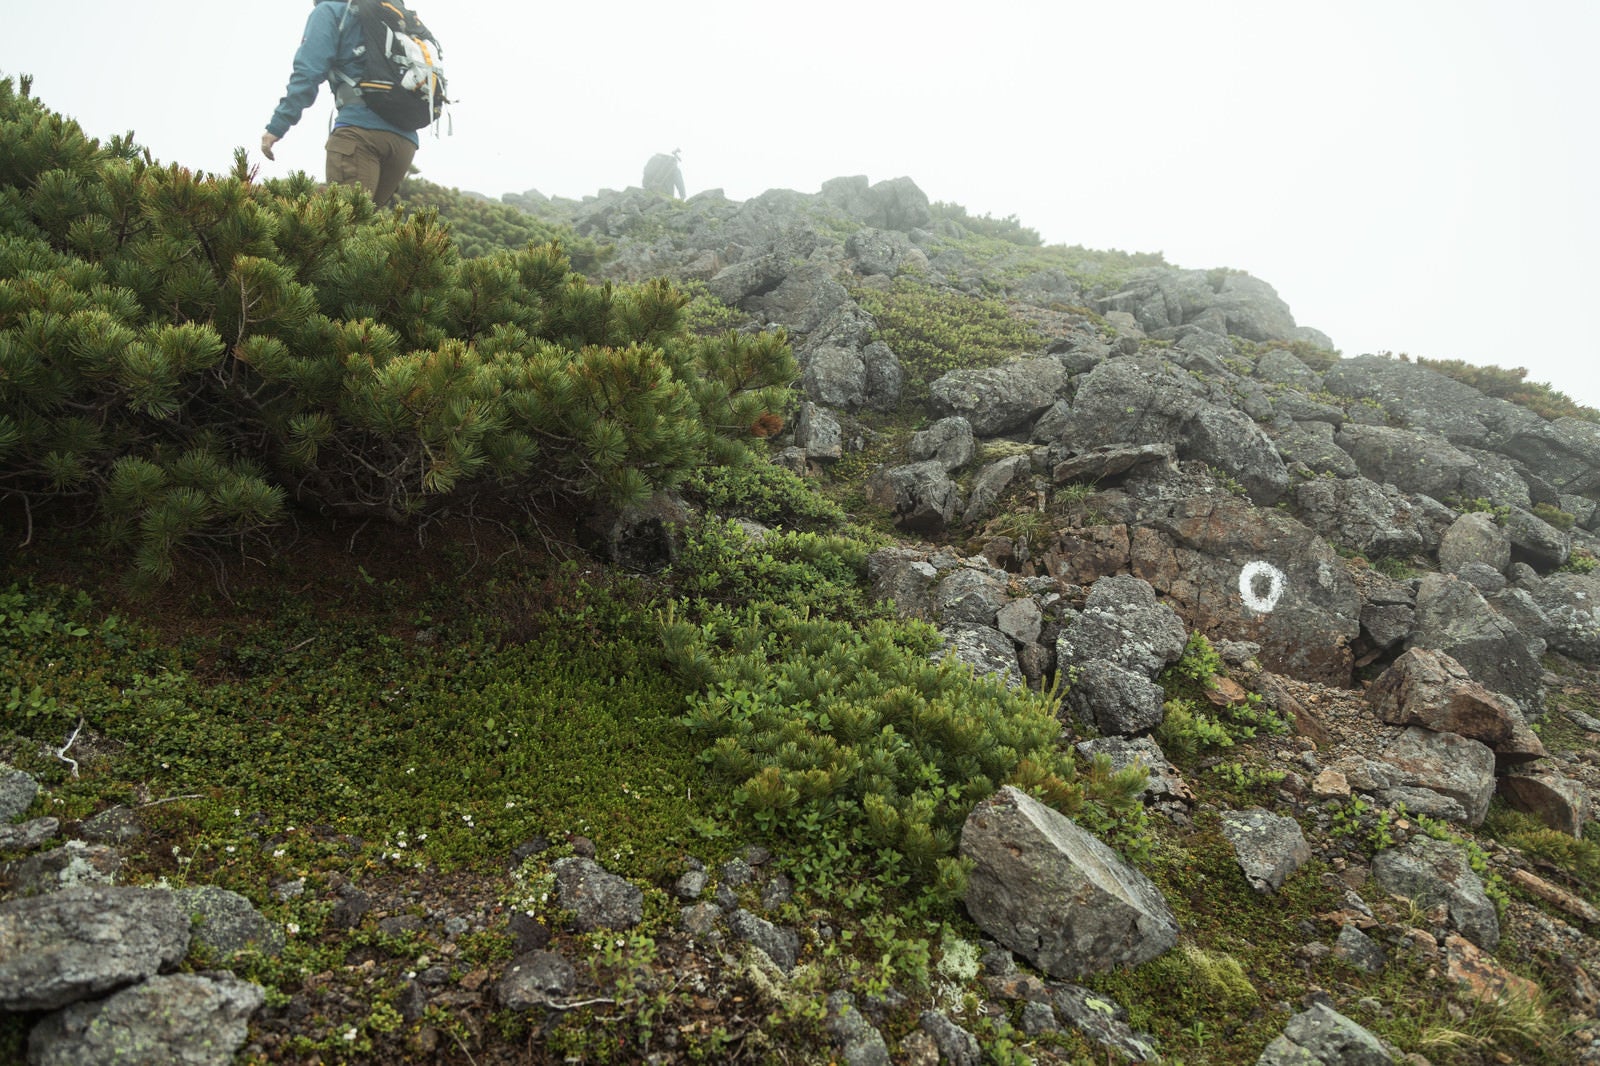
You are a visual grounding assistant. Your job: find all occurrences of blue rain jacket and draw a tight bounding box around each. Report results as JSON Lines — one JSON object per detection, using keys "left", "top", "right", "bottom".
{"left": 266, "top": 1, "right": 420, "bottom": 145}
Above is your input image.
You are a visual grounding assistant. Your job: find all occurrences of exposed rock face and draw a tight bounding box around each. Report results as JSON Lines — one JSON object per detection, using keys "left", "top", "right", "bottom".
{"left": 1366, "top": 648, "right": 1545, "bottom": 765}
{"left": 0, "top": 886, "right": 191, "bottom": 1011}
{"left": 1376, "top": 727, "right": 1498, "bottom": 827}
{"left": 1064, "top": 659, "right": 1166, "bottom": 736}
{"left": 1059, "top": 357, "right": 1288, "bottom": 504}
{"left": 171, "top": 886, "right": 284, "bottom": 959}
{"left": 1499, "top": 770, "right": 1590, "bottom": 837}
{"left": 1371, "top": 837, "right": 1500, "bottom": 951}
{"left": 909, "top": 416, "right": 977, "bottom": 472}
{"left": 27, "top": 972, "right": 265, "bottom": 1066}
{"left": 959, "top": 787, "right": 1177, "bottom": 979}
{"left": 1125, "top": 494, "right": 1361, "bottom": 686}
{"left": 929, "top": 357, "right": 1070, "bottom": 436}
{"left": 1438, "top": 512, "right": 1511, "bottom": 575}
{"left": 1292, "top": 477, "right": 1433, "bottom": 560}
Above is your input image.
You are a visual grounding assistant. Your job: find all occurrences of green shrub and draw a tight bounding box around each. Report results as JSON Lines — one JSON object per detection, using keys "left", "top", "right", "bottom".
{"left": 853, "top": 278, "right": 1042, "bottom": 405}
{"left": 660, "top": 605, "right": 1150, "bottom": 909}
{"left": 1155, "top": 633, "right": 1287, "bottom": 765}
{"left": 1532, "top": 502, "right": 1576, "bottom": 531}
{"left": 681, "top": 462, "right": 847, "bottom": 532}
{"left": 1417, "top": 356, "right": 1600, "bottom": 423}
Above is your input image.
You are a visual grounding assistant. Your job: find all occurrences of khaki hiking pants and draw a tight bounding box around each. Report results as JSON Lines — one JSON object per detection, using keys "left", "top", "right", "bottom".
{"left": 325, "top": 126, "right": 417, "bottom": 207}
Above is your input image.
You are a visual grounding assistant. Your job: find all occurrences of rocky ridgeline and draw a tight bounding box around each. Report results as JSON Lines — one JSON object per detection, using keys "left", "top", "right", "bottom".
{"left": 4, "top": 175, "right": 1600, "bottom": 1063}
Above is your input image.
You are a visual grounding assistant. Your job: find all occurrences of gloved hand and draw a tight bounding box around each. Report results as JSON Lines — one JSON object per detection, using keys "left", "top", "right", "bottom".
{"left": 261, "top": 132, "right": 279, "bottom": 161}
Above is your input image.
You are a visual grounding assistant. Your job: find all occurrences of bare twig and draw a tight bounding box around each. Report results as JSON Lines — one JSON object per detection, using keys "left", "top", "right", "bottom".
{"left": 544, "top": 996, "right": 617, "bottom": 1012}
{"left": 449, "top": 1028, "right": 480, "bottom": 1066}
{"left": 55, "top": 717, "right": 86, "bottom": 778}
{"left": 134, "top": 794, "right": 205, "bottom": 809}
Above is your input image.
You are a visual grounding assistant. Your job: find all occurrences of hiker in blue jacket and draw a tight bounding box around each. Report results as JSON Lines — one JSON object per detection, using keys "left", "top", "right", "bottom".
{"left": 261, "top": 0, "right": 420, "bottom": 206}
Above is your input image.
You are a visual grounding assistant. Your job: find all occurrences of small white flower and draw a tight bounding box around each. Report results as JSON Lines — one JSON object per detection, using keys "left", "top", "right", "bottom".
{"left": 160, "top": 762, "right": 169, "bottom": 769}
{"left": 286, "top": 825, "right": 295, "bottom": 832}
{"left": 273, "top": 849, "right": 285, "bottom": 859}
{"left": 171, "top": 845, "right": 181, "bottom": 856}
{"left": 504, "top": 801, "right": 515, "bottom": 809}
{"left": 233, "top": 808, "right": 241, "bottom": 817}
{"left": 286, "top": 923, "right": 300, "bottom": 935}
{"left": 343, "top": 1027, "right": 358, "bottom": 1042}
{"left": 406, "top": 767, "right": 416, "bottom": 775}
{"left": 225, "top": 846, "right": 236, "bottom": 854}
{"left": 417, "top": 833, "right": 426, "bottom": 841}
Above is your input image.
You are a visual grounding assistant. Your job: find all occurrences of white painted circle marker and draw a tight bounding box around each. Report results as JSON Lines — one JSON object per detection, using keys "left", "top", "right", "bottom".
{"left": 1238, "top": 561, "right": 1286, "bottom": 613}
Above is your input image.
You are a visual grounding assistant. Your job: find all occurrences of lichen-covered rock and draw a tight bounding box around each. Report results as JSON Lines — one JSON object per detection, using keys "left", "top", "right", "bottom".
{"left": 1220, "top": 808, "right": 1312, "bottom": 893}
{"left": 550, "top": 857, "right": 642, "bottom": 932}
{"left": 1366, "top": 648, "right": 1544, "bottom": 764}
{"left": 1372, "top": 836, "right": 1500, "bottom": 951}
{"left": 1255, "top": 1002, "right": 1393, "bottom": 1066}
{"left": 960, "top": 786, "right": 1177, "bottom": 978}
{"left": 26, "top": 973, "right": 264, "bottom": 1066}
{"left": 0, "top": 886, "right": 191, "bottom": 1011}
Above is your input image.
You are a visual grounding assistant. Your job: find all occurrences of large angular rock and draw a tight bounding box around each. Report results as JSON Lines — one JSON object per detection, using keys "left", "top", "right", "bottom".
{"left": 27, "top": 973, "right": 264, "bottom": 1066}
{"left": 1371, "top": 837, "right": 1500, "bottom": 951}
{"left": 939, "top": 625, "right": 1025, "bottom": 689}
{"left": 1366, "top": 648, "right": 1544, "bottom": 765}
{"left": 1408, "top": 573, "right": 1545, "bottom": 720}
{"left": 1499, "top": 771, "right": 1589, "bottom": 837}
{"left": 960, "top": 786, "right": 1177, "bottom": 978}
{"left": 1256, "top": 1002, "right": 1393, "bottom": 1066}
{"left": 963, "top": 455, "right": 1035, "bottom": 526}
{"left": 909, "top": 416, "right": 977, "bottom": 472}
{"left": 498, "top": 950, "right": 576, "bottom": 1010}
{"left": 0, "top": 767, "right": 37, "bottom": 823}
{"left": 1056, "top": 575, "right": 1188, "bottom": 678}
{"left": 1438, "top": 512, "right": 1511, "bottom": 575}
{"left": 1292, "top": 477, "right": 1431, "bottom": 559}
{"left": 1505, "top": 506, "right": 1572, "bottom": 571}
{"left": 929, "top": 358, "right": 1070, "bottom": 436}
{"left": 1378, "top": 727, "right": 1498, "bottom": 826}
{"left": 1334, "top": 424, "right": 1488, "bottom": 502}
{"left": 865, "top": 461, "right": 962, "bottom": 533}
{"left": 0, "top": 886, "right": 191, "bottom": 1011}
{"left": 1065, "top": 659, "right": 1166, "bottom": 736}
{"left": 1060, "top": 356, "right": 1288, "bottom": 504}
{"left": 1526, "top": 572, "right": 1600, "bottom": 663}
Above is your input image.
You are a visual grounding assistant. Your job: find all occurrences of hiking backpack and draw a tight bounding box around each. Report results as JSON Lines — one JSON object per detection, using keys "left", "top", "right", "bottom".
{"left": 334, "top": 0, "right": 447, "bottom": 131}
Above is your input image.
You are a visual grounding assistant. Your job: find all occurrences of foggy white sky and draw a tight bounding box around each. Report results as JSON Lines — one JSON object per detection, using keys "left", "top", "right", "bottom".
{"left": 7, "top": 1, "right": 1599, "bottom": 407}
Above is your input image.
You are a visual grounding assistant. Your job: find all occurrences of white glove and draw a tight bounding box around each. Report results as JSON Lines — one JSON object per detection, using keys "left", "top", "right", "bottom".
{"left": 261, "top": 132, "right": 279, "bottom": 161}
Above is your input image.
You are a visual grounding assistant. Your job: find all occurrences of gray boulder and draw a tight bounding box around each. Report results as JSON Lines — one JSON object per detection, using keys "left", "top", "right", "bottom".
{"left": 1254, "top": 348, "right": 1324, "bottom": 391}
{"left": 793, "top": 402, "right": 843, "bottom": 461}
{"left": 1438, "top": 512, "right": 1510, "bottom": 575}
{"left": 550, "top": 857, "right": 642, "bottom": 932}
{"left": 845, "top": 227, "right": 913, "bottom": 276}
{"left": 934, "top": 567, "right": 1009, "bottom": 627}
{"left": 1256, "top": 1002, "right": 1393, "bottom": 1066}
{"left": 27, "top": 973, "right": 264, "bottom": 1066}
{"left": 825, "top": 991, "right": 891, "bottom": 1066}
{"left": 939, "top": 625, "right": 1025, "bottom": 689}
{"left": 929, "top": 357, "right": 1070, "bottom": 436}
{"left": 729, "top": 909, "right": 798, "bottom": 973}
{"left": 866, "top": 548, "right": 940, "bottom": 621}
{"left": 963, "top": 455, "right": 1035, "bottom": 525}
{"left": 0, "top": 886, "right": 191, "bottom": 1011}
{"left": 1408, "top": 574, "right": 1545, "bottom": 719}
{"left": 172, "top": 886, "right": 284, "bottom": 959}
{"left": 919, "top": 1011, "right": 981, "bottom": 1066}
{"left": 1050, "top": 443, "right": 1179, "bottom": 485}
{"left": 1371, "top": 836, "right": 1500, "bottom": 950}
{"left": 960, "top": 786, "right": 1177, "bottom": 978}
{"left": 1498, "top": 770, "right": 1589, "bottom": 838}
{"left": 1075, "top": 737, "right": 1191, "bottom": 803}
{"left": 497, "top": 950, "right": 576, "bottom": 1010}
{"left": 1322, "top": 354, "right": 1539, "bottom": 450}
{"left": 1065, "top": 659, "right": 1166, "bottom": 736}
{"left": 1061, "top": 357, "right": 1288, "bottom": 505}
{"left": 1273, "top": 422, "right": 1359, "bottom": 479}
{"left": 909, "top": 416, "right": 977, "bottom": 472}
{"left": 865, "top": 461, "right": 962, "bottom": 533}
{"left": 0, "top": 817, "right": 59, "bottom": 852}
{"left": 861, "top": 176, "right": 931, "bottom": 231}
{"left": 5, "top": 841, "right": 122, "bottom": 897}
{"left": 0, "top": 767, "right": 37, "bottom": 823}
{"left": 1504, "top": 506, "right": 1571, "bottom": 571}
{"left": 1378, "top": 727, "right": 1498, "bottom": 826}
{"left": 1219, "top": 808, "right": 1312, "bottom": 894}
{"left": 1056, "top": 575, "right": 1188, "bottom": 678}
{"left": 1050, "top": 984, "right": 1159, "bottom": 1061}
{"left": 1335, "top": 424, "right": 1484, "bottom": 502}
{"left": 1526, "top": 572, "right": 1600, "bottom": 663}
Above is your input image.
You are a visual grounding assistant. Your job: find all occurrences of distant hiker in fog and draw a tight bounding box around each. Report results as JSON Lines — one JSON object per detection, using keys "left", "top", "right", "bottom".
{"left": 643, "top": 150, "right": 685, "bottom": 199}
{"left": 261, "top": 0, "right": 445, "bottom": 207}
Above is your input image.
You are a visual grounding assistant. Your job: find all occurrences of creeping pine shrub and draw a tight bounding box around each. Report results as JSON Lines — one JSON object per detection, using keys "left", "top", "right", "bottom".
{"left": 1155, "top": 633, "right": 1287, "bottom": 765}
{"left": 660, "top": 605, "right": 1150, "bottom": 910}
{"left": 671, "top": 518, "right": 875, "bottom": 621}
{"left": 681, "top": 462, "right": 848, "bottom": 532}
